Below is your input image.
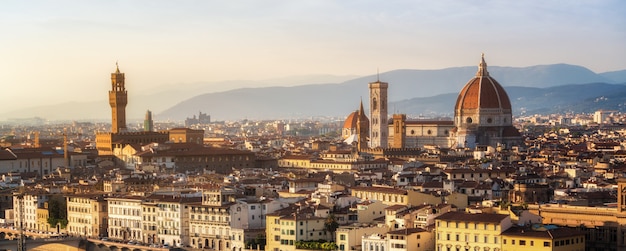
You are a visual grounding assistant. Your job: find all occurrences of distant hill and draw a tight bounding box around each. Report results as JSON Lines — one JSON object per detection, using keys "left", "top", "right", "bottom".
{"left": 600, "top": 69, "right": 626, "bottom": 84}
{"left": 336, "top": 64, "right": 611, "bottom": 102}
{"left": 1, "top": 64, "right": 623, "bottom": 122}
{"left": 158, "top": 63, "right": 620, "bottom": 121}
{"left": 388, "top": 83, "right": 626, "bottom": 118}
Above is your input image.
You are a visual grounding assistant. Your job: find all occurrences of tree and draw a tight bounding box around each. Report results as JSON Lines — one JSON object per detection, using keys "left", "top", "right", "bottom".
{"left": 245, "top": 234, "right": 266, "bottom": 250}
{"left": 47, "top": 195, "right": 68, "bottom": 229}
{"left": 324, "top": 214, "right": 339, "bottom": 241}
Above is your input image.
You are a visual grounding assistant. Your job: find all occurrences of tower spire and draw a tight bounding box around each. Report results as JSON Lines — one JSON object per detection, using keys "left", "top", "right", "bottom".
{"left": 359, "top": 97, "right": 365, "bottom": 115}
{"left": 476, "top": 53, "right": 489, "bottom": 77}
{"left": 356, "top": 98, "right": 368, "bottom": 151}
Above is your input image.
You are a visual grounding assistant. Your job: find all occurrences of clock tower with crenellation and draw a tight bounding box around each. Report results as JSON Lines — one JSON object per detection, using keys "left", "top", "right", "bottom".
{"left": 109, "top": 63, "right": 127, "bottom": 133}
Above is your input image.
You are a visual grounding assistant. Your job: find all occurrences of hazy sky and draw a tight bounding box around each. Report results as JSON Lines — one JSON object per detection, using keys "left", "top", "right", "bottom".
{"left": 1, "top": 0, "right": 625, "bottom": 109}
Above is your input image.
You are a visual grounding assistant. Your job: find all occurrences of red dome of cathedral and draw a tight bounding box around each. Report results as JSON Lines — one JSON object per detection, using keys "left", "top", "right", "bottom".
{"left": 455, "top": 54, "right": 512, "bottom": 111}
{"left": 343, "top": 110, "right": 369, "bottom": 130}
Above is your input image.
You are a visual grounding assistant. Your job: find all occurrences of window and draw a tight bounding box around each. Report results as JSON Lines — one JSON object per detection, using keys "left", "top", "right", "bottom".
{"left": 520, "top": 240, "right": 526, "bottom": 246}
{"left": 543, "top": 242, "right": 550, "bottom": 247}
{"left": 340, "top": 234, "right": 346, "bottom": 241}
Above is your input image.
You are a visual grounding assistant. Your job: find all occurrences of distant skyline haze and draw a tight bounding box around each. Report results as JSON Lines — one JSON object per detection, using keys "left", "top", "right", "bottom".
{"left": 1, "top": 0, "right": 625, "bottom": 115}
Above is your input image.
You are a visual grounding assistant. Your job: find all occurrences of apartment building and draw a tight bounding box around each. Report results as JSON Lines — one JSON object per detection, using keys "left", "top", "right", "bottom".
{"left": 336, "top": 224, "right": 388, "bottom": 251}
{"left": 66, "top": 194, "right": 107, "bottom": 238}
{"left": 148, "top": 194, "right": 200, "bottom": 247}
{"left": 188, "top": 186, "right": 237, "bottom": 250}
{"left": 13, "top": 192, "right": 48, "bottom": 231}
{"left": 107, "top": 196, "right": 143, "bottom": 241}
{"left": 266, "top": 203, "right": 331, "bottom": 251}
{"left": 435, "top": 212, "right": 512, "bottom": 251}
{"left": 141, "top": 199, "right": 158, "bottom": 245}
{"left": 361, "top": 228, "right": 434, "bottom": 251}
{"left": 501, "top": 225, "right": 584, "bottom": 251}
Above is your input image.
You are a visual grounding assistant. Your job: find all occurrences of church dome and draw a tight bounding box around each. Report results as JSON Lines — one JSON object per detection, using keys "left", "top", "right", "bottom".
{"left": 343, "top": 110, "right": 369, "bottom": 130}
{"left": 455, "top": 54, "right": 512, "bottom": 111}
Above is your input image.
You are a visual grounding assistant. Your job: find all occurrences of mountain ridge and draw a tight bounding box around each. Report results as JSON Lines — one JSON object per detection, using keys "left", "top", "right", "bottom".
{"left": 1, "top": 63, "right": 624, "bottom": 122}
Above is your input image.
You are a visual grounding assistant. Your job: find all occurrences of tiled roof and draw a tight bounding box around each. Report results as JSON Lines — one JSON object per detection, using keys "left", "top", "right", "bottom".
{"left": 502, "top": 225, "right": 584, "bottom": 239}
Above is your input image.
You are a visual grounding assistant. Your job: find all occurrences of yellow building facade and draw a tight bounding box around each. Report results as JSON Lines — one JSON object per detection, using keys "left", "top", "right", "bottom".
{"left": 501, "top": 225, "right": 584, "bottom": 251}
{"left": 435, "top": 212, "right": 511, "bottom": 251}
{"left": 66, "top": 195, "right": 108, "bottom": 238}
{"left": 351, "top": 186, "right": 408, "bottom": 206}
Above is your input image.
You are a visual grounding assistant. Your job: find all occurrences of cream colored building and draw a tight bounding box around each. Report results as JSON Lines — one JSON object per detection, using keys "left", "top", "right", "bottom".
{"left": 141, "top": 200, "right": 159, "bottom": 245}
{"left": 265, "top": 204, "right": 331, "bottom": 251}
{"left": 360, "top": 228, "right": 435, "bottom": 251}
{"left": 107, "top": 196, "right": 143, "bottom": 241}
{"left": 336, "top": 224, "right": 388, "bottom": 251}
{"left": 278, "top": 155, "right": 386, "bottom": 173}
{"left": 13, "top": 193, "right": 48, "bottom": 232}
{"left": 151, "top": 195, "right": 199, "bottom": 247}
{"left": 351, "top": 186, "right": 408, "bottom": 206}
{"left": 66, "top": 195, "right": 107, "bottom": 238}
{"left": 189, "top": 186, "right": 237, "bottom": 250}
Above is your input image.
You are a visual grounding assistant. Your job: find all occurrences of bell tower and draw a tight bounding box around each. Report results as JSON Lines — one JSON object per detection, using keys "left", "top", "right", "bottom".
{"left": 392, "top": 114, "right": 406, "bottom": 148}
{"left": 109, "top": 63, "right": 128, "bottom": 133}
{"left": 369, "top": 78, "right": 388, "bottom": 148}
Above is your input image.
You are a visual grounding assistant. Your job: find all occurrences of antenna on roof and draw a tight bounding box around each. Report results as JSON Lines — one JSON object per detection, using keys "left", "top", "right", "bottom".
{"left": 377, "top": 68, "right": 380, "bottom": 82}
